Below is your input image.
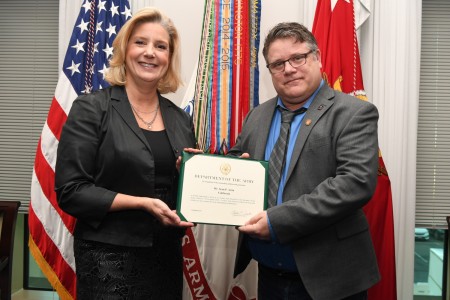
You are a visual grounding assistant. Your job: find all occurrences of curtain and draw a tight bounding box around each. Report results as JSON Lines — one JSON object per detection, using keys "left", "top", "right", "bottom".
{"left": 359, "top": 1, "right": 421, "bottom": 299}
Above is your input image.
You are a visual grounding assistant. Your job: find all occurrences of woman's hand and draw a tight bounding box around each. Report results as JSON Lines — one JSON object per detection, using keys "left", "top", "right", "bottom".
{"left": 110, "top": 194, "right": 193, "bottom": 227}
{"left": 145, "top": 197, "right": 194, "bottom": 227}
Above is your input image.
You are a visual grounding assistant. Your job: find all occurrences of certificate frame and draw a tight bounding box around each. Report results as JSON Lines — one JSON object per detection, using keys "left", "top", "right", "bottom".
{"left": 177, "top": 152, "right": 268, "bottom": 226}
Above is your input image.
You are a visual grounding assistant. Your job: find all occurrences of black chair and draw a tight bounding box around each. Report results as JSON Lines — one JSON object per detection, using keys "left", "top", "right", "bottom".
{"left": 0, "top": 201, "right": 20, "bottom": 300}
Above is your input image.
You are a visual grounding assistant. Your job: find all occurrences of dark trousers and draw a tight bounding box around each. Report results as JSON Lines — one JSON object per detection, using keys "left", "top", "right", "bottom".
{"left": 258, "top": 264, "right": 368, "bottom": 300}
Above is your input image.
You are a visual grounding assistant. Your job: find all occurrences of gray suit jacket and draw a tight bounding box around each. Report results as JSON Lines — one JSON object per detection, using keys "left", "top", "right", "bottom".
{"left": 230, "top": 84, "right": 380, "bottom": 300}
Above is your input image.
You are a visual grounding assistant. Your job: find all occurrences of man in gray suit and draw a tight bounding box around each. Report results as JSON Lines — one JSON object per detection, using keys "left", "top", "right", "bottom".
{"left": 229, "top": 22, "right": 380, "bottom": 300}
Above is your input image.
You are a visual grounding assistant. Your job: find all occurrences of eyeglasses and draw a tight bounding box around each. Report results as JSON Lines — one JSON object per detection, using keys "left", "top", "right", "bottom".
{"left": 266, "top": 50, "right": 314, "bottom": 74}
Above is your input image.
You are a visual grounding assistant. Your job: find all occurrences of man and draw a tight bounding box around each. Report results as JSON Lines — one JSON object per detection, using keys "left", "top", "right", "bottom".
{"left": 229, "top": 22, "right": 380, "bottom": 300}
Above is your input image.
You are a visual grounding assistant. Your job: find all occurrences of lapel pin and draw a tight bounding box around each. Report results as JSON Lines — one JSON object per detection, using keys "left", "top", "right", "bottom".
{"left": 305, "top": 119, "right": 312, "bottom": 126}
{"left": 318, "top": 104, "right": 325, "bottom": 110}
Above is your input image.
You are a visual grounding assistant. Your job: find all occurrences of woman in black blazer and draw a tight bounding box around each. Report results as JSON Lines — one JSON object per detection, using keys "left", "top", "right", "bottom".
{"left": 55, "top": 7, "right": 196, "bottom": 299}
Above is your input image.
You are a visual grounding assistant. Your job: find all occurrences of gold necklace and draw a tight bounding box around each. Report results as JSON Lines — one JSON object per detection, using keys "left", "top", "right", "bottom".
{"left": 131, "top": 103, "right": 159, "bottom": 129}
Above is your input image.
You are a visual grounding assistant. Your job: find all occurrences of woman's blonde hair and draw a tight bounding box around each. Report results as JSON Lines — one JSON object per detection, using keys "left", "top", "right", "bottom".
{"left": 104, "top": 7, "right": 182, "bottom": 94}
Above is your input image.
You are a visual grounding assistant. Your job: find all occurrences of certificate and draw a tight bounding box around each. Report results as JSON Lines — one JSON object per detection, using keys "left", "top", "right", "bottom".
{"left": 177, "top": 152, "right": 268, "bottom": 226}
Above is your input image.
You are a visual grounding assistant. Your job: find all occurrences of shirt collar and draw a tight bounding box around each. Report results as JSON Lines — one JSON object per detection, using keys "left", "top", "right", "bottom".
{"left": 277, "top": 79, "right": 324, "bottom": 111}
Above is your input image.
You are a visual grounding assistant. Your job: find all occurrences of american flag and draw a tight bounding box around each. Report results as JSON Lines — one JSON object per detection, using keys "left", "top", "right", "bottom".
{"left": 28, "top": 1, "right": 131, "bottom": 298}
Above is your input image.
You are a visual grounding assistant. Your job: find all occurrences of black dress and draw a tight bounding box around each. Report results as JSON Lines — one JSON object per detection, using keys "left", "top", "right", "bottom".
{"left": 75, "top": 129, "right": 184, "bottom": 300}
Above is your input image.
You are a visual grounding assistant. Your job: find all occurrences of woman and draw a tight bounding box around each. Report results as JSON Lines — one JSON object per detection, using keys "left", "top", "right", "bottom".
{"left": 55, "top": 7, "right": 195, "bottom": 299}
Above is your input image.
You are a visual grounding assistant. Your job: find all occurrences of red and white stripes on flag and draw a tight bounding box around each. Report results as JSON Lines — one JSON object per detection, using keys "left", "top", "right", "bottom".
{"left": 28, "top": 1, "right": 131, "bottom": 299}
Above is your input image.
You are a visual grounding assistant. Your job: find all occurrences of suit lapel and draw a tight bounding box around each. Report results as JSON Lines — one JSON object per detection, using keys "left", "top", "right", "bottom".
{"left": 285, "top": 85, "right": 335, "bottom": 180}
{"left": 254, "top": 98, "right": 277, "bottom": 160}
{"left": 110, "top": 86, "right": 152, "bottom": 152}
{"left": 158, "top": 95, "right": 179, "bottom": 154}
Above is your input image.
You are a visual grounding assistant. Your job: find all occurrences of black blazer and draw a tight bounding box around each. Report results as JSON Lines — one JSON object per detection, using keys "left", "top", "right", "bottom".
{"left": 55, "top": 85, "right": 196, "bottom": 247}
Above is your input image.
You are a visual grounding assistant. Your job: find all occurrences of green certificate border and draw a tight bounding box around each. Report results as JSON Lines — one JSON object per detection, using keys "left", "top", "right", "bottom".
{"left": 177, "top": 151, "right": 268, "bottom": 226}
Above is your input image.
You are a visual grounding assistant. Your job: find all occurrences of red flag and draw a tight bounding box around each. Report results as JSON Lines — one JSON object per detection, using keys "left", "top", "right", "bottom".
{"left": 28, "top": 1, "right": 131, "bottom": 299}
{"left": 363, "top": 154, "right": 397, "bottom": 300}
{"left": 312, "top": 0, "right": 331, "bottom": 68}
{"left": 312, "top": 1, "right": 397, "bottom": 299}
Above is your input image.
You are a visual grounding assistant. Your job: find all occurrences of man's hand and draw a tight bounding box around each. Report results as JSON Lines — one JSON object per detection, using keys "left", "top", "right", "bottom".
{"left": 239, "top": 152, "right": 250, "bottom": 159}
{"left": 237, "top": 211, "right": 270, "bottom": 240}
{"left": 176, "top": 147, "right": 204, "bottom": 172}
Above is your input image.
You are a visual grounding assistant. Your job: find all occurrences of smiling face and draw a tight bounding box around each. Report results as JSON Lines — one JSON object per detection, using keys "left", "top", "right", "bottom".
{"left": 125, "top": 22, "right": 170, "bottom": 88}
{"left": 267, "top": 37, "right": 323, "bottom": 110}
